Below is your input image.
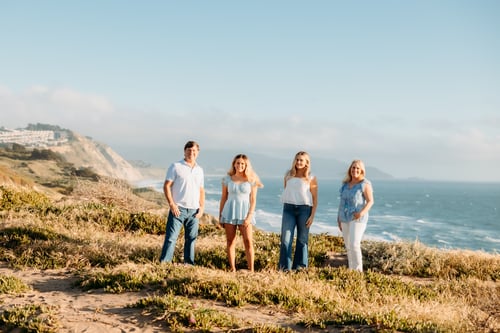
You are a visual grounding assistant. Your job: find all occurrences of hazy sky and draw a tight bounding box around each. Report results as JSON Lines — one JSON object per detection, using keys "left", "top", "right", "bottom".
{"left": 1, "top": 1, "right": 499, "bottom": 182}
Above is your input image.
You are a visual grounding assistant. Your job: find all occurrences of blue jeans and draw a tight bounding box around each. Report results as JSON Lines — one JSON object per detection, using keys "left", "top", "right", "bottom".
{"left": 279, "top": 203, "right": 312, "bottom": 271}
{"left": 160, "top": 207, "right": 199, "bottom": 265}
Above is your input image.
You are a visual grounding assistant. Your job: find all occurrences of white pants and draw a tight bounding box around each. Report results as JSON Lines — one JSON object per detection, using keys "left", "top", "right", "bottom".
{"left": 341, "top": 221, "right": 367, "bottom": 272}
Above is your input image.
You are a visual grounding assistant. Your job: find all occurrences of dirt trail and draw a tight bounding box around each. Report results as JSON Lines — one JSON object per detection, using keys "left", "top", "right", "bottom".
{"left": 0, "top": 265, "right": 168, "bottom": 332}
{"left": 0, "top": 253, "right": 356, "bottom": 332}
{"left": 1, "top": 264, "right": 346, "bottom": 333}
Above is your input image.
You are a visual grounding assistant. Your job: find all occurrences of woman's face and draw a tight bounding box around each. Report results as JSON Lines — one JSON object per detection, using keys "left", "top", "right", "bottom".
{"left": 350, "top": 163, "right": 364, "bottom": 179}
{"left": 234, "top": 158, "right": 247, "bottom": 173}
{"left": 295, "top": 155, "right": 308, "bottom": 169}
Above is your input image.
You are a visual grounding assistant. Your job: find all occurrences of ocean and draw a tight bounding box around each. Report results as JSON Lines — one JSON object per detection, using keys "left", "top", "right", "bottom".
{"left": 142, "top": 176, "right": 500, "bottom": 254}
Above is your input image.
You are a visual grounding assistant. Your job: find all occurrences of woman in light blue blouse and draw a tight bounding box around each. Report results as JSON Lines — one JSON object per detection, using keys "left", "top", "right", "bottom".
{"left": 337, "top": 160, "right": 374, "bottom": 272}
{"left": 219, "top": 154, "right": 263, "bottom": 272}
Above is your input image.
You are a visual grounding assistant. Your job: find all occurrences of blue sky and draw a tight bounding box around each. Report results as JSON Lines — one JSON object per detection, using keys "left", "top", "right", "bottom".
{"left": 1, "top": 1, "right": 499, "bottom": 181}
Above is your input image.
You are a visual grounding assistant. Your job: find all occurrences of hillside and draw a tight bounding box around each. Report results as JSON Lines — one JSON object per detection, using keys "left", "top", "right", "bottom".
{"left": 0, "top": 144, "right": 499, "bottom": 332}
{"left": 0, "top": 145, "right": 143, "bottom": 206}
{"left": 0, "top": 125, "right": 144, "bottom": 183}
{"left": 47, "top": 132, "right": 144, "bottom": 182}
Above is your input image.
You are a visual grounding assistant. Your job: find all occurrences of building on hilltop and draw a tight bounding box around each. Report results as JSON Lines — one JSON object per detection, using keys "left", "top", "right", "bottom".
{"left": 0, "top": 128, "right": 69, "bottom": 148}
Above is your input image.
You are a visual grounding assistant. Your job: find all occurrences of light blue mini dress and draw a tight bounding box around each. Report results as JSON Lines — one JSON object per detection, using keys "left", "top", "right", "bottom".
{"left": 220, "top": 175, "right": 256, "bottom": 225}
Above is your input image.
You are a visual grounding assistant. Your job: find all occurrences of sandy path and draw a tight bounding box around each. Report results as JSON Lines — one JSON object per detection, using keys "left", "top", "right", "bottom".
{"left": 0, "top": 253, "right": 351, "bottom": 332}
{"left": 0, "top": 265, "right": 170, "bottom": 332}
{"left": 0, "top": 265, "right": 315, "bottom": 333}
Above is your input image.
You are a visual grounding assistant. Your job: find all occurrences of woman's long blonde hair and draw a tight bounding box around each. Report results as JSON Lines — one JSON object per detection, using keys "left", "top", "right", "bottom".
{"left": 227, "top": 154, "right": 264, "bottom": 188}
{"left": 342, "top": 159, "right": 366, "bottom": 183}
{"left": 285, "top": 151, "right": 311, "bottom": 180}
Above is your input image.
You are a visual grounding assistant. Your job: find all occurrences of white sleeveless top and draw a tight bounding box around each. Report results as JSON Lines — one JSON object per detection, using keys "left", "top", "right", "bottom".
{"left": 280, "top": 176, "right": 314, "bottom": 206}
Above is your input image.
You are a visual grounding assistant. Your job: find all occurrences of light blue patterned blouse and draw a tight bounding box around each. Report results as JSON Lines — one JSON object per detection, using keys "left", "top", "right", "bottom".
{"left": 338, "top": 179, "right": 371, "bottom": 223}
{"left": 220, "top": 175, "right": 256, "bottom": 225}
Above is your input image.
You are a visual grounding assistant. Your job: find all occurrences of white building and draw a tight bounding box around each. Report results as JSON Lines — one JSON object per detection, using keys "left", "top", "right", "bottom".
{"left": 0, "top": 128, "right": 68, "bottom": 148}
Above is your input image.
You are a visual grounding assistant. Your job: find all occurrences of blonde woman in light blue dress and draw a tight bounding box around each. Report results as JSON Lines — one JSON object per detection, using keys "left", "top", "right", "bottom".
{"left": 219, "top": 154, "right": 263, "bottom": 272}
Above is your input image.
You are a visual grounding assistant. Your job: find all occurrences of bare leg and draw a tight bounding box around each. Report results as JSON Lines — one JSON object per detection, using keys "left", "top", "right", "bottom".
{"left": 239, "top": 224, "right": 254, "bottom": 272}
{"left": 224, "top": 224, "right": 237, "bottom": 272}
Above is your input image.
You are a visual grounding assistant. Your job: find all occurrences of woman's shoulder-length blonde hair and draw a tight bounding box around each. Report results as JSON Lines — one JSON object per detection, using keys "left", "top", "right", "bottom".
{"left": 342, "top": 159, "right": 366, "bottom": 183}
{"left": 285, "top": 151, "right": 312, "bottom": 180}
{"left": 227, "top": 154, "right": 264, "bottom": 188}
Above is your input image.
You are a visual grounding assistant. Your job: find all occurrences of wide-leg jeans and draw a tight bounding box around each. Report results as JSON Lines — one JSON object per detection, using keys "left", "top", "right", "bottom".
{"left": 160, "top": 207, "right": 199, "bottom": 265}
{"left": 279, "top": 203, "right": 312, "bottom": 271}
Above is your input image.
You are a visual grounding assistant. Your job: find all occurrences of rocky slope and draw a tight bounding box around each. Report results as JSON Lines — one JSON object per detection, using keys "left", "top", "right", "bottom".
{"left": 47, "top": 132, "right": 144, "bottom": 183}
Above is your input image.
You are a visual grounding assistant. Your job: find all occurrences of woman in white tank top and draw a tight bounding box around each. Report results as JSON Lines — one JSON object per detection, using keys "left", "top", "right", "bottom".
{"left": 278, "top": 151, "right": 318, "bottom": 271}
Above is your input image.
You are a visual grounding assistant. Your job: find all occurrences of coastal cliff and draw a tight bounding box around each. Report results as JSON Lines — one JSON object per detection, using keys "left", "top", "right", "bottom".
{"left": 49, "top": 131, "right": 143, "bottom": 182}
{"left": 0, "top": 124, "right": 145, "bottom": 184}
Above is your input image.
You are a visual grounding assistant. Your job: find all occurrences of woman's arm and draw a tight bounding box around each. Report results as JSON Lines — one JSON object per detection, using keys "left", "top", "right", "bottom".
{"left": 307, "top": 176, "right": 318, "bottom": 227}
{"left": 337, "top": 184, "right": 344, "bottom": 231}
{"left": 245, "top": 184, "right": 258, "bottom": 225}
{"left": 355, "top": 181, "right": 374, "bottom": 219}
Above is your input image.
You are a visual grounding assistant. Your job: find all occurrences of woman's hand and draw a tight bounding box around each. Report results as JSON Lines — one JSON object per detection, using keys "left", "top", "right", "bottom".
{"left": 243, "top": 216, "right": 251, "bottom": 226}
{"left": 243, "top": 211, "right": 254, "bottom": 226}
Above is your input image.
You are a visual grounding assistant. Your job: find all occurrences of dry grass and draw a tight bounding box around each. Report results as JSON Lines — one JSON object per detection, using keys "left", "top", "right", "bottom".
{"left": 70, "top": 177, "right": 163, "bottom": 212}
{"left": 0, "top": 163, "right": 35, "bottom": 188}
{"left": 0, "top": 180, "right": 499, "bottom": 332}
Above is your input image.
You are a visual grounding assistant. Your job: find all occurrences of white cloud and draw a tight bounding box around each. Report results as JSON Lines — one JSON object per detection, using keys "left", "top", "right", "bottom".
{"left": 444, "top": 128, "right": 500, "bottom": 161}
{"left": 0, "top": 85, "right": 115, "bottom": 130}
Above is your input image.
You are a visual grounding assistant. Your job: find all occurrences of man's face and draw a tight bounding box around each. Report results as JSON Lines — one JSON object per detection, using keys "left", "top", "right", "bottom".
{"left": 184, "top": 146, "right": 199, "bottom": 162}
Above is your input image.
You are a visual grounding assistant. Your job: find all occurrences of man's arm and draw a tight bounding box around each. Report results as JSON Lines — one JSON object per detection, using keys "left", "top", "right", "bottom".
{"left": 196, "top": 187, "right": 205, "bottom": 218}
{"left": 164, "top": 180, "right": 180, "bottom": 217}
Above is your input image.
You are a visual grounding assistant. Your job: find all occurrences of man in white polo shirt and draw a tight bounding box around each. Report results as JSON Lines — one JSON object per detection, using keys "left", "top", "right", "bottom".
{"left": 160, "top": 140, "right": 205, "bottom": 265}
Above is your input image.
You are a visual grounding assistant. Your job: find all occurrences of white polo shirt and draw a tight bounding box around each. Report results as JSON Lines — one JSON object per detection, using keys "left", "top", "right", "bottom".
{"left": 165, "top": 160, "right": 204, "bottom": 209}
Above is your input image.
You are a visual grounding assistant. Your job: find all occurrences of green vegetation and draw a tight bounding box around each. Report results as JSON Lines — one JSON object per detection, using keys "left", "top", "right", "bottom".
{"left": 1, "top": 265, "right": 55, "bottom": 333}
{"left": 0, "top": 144, "right": 66, "bottom": 163}
{"left": 0, "top": 274, "right": 30, "bottom": 294}
{"left": 0, "top": 145, "right": 100, "bottom": 195}
{"left": 26, "top": 123, "right": 67, "bottom": 132}
{"left": 132, "top": 293, "right": 241, "bottom": 332}
{"left": 0, "top": 180, "right": 499, "bottom": 332}
{"left": 0, "top": 304, "right": 59, "bottom": 333}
